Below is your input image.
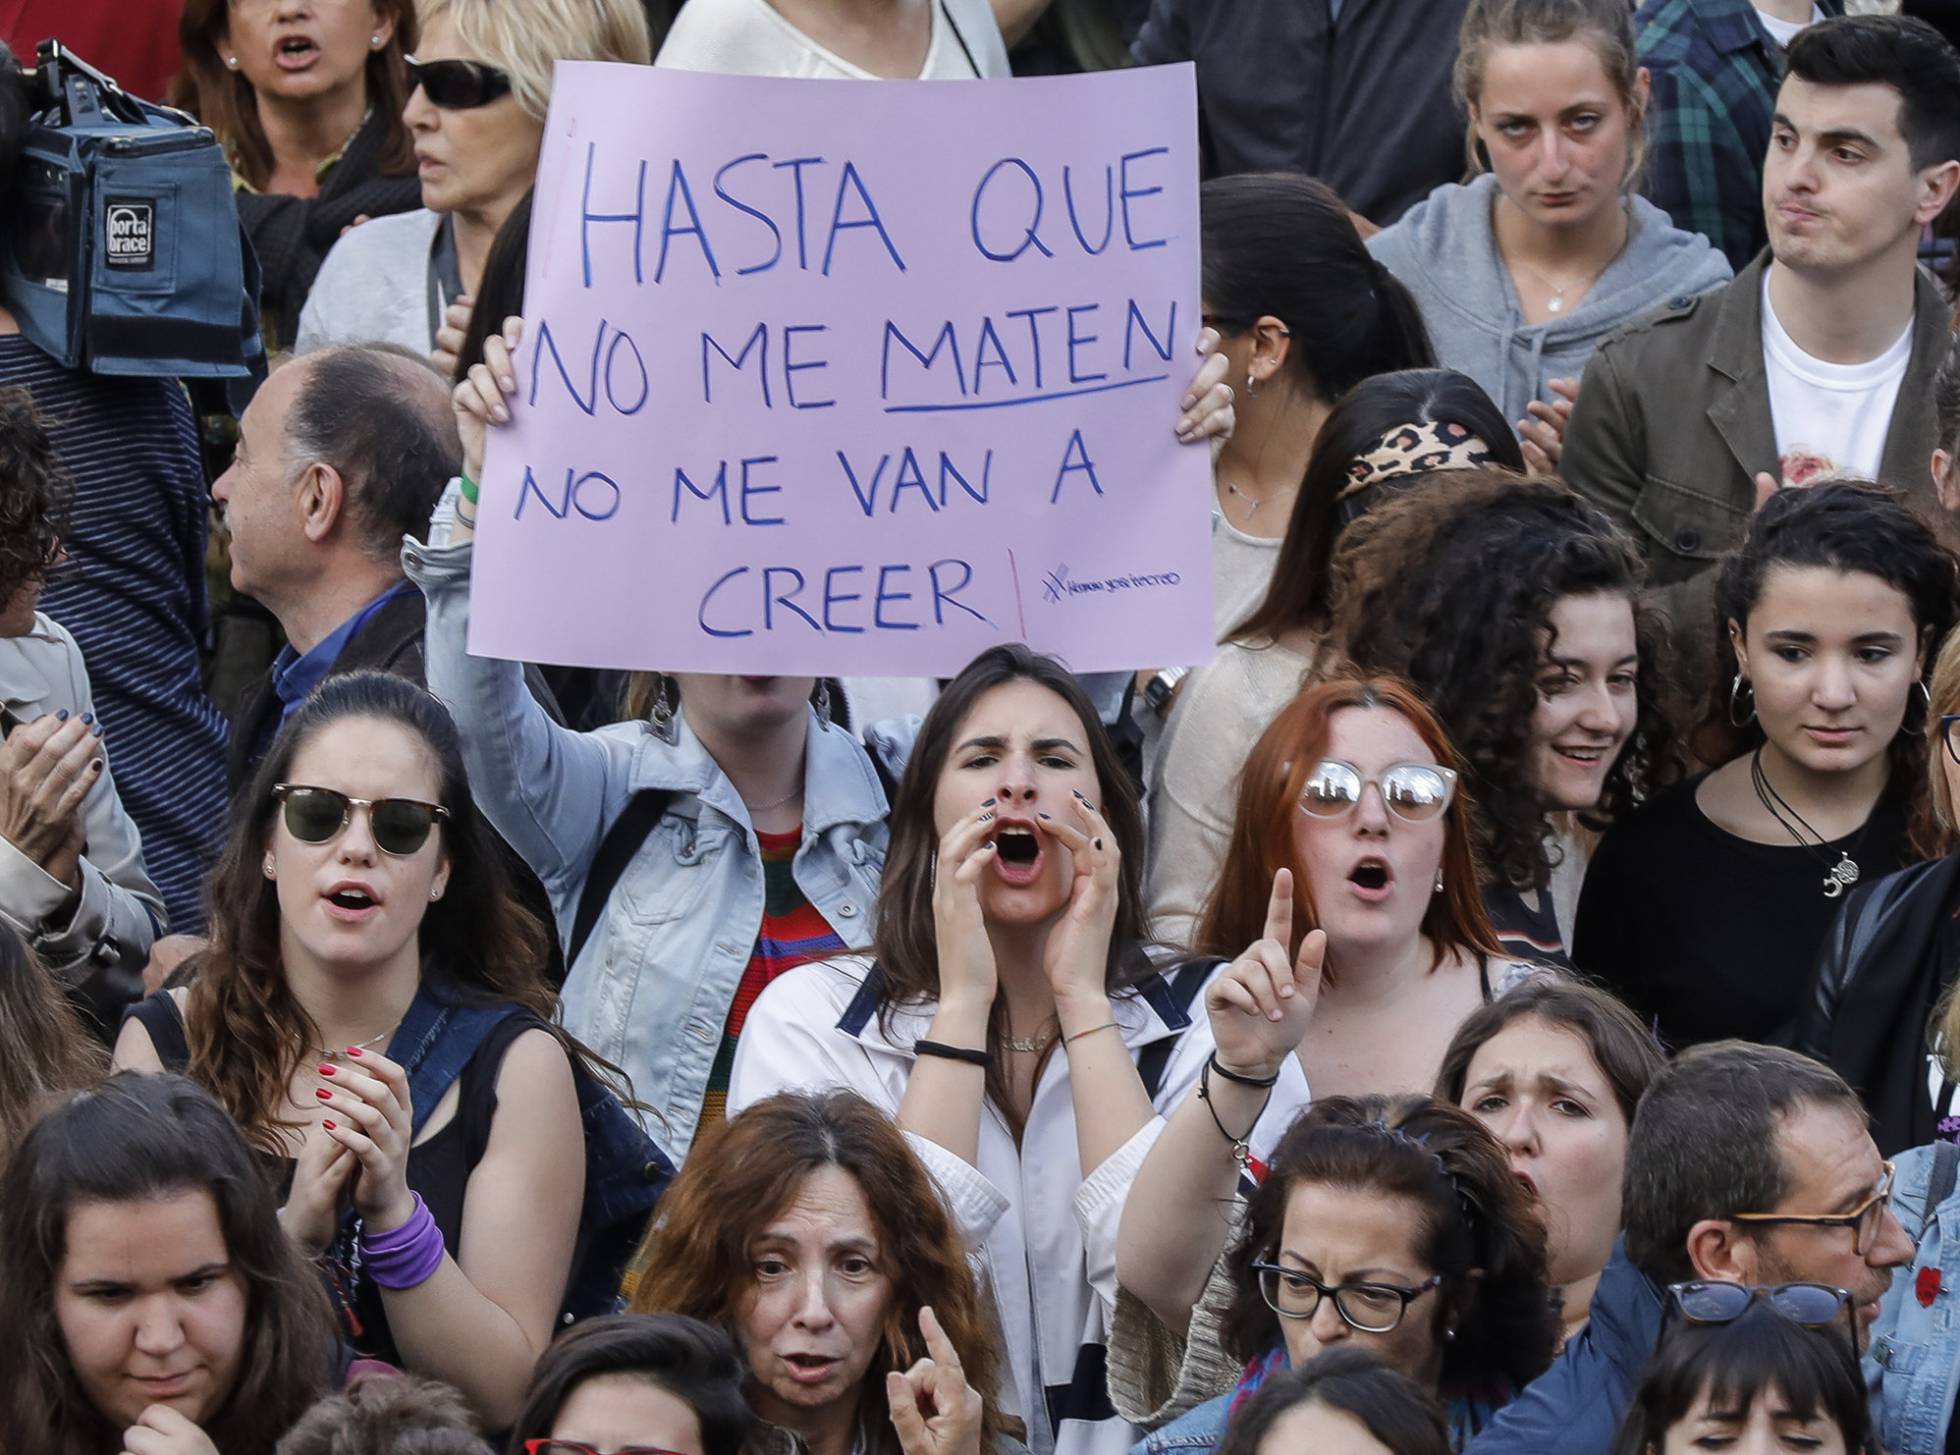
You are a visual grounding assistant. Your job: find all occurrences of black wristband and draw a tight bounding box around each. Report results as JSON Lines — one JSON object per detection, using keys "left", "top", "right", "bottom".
{"left": 915, "top": 1039, "right": 992, "bottom": 1068}
{"left": 1208, "top": 1053, "right": 1281, "bottom": 1088}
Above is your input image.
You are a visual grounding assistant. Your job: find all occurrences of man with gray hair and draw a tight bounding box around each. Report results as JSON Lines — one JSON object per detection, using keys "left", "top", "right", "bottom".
{"left": 212, "top": 343, "right": 463, "bottom": 790}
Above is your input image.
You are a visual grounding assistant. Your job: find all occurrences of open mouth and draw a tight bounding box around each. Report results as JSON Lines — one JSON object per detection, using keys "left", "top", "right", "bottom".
{"left": 1347, "top": 858, "right": 1391, "bottom": 899}
{"left": 323, "top": 886, "right": 380, "bottom": 920}
{"left": 274, "top": 36, "right": 320, "bottom": 68}
{"left": 1515, "top": 1170, "right": 1539, "bottom": 1200}
{"left": 990, "top": 823, "right": 1044, "bottom": 886}
{"left": 781, "top": 1353, "right": 839, "bottom": 1383}
{"left": 1552, "top": 744, "right": 1606, "bottom": 767}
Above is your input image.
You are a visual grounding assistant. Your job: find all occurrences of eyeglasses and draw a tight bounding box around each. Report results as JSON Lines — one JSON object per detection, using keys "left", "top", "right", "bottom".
{"left": 1298, "top": 760, "right": 1458, "bottom": 824}
{"left": 405, "top": 55, "right": 513, "bottom": 109}
{"left": 1250, "top": 1261, "right": 1444, "bottom": 1334}
{"left": 1728, "top": 1161, "right": 1896, "bottom": 1256}
{"left": 1668, "top": 1281, "right": 1855, "bottom": 1329}
{"left": 523, "top": 1444, "right": 694, "bottom": 1455}
{"left": 1941, "top": 714, "right": 1960, "bottom": 767}
{"left": 272, "top": 784, "right": 449, "bottom": 857}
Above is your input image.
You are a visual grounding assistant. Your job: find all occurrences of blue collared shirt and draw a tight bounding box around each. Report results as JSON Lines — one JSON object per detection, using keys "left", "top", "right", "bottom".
{"left": 267, "top": 583, "right": 415, "bottom": 731}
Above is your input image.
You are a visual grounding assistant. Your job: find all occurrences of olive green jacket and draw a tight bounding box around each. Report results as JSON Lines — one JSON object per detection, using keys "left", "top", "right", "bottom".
{"left": 1561, "top": 250, "right": 1952, "bottom": 696}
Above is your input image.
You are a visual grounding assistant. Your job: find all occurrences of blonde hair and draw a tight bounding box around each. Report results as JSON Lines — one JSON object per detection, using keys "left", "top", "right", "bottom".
{"left": 1454, "top": 0, "right": 1647, "bottom": 189}
{"left": 416, "top": 0, "right": 652, "bottom": 121}
{"left": 1923, "top": 623, "right": 1960, "bottom": 847}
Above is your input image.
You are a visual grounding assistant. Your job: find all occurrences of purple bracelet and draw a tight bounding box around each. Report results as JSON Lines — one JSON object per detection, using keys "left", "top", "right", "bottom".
{"left": 360, "top": 1193, "right": 446, "bottom": 1290}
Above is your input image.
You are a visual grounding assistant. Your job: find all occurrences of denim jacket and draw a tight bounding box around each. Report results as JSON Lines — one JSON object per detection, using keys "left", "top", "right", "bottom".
{"left": 403, "top": 537, "right": 889, "bottom": 1158}
{"left": 1869, "top": 1141, "right": 1960, "bottom": 1454}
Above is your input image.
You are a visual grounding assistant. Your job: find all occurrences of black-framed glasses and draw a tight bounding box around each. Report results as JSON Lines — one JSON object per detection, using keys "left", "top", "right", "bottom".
{"left": 1298, "top": 760, "right": 1458, "bottom": 824}
{"left": 272, "top": 784, "right": 449, "bottom": 857}
{"left": 1250, "top": 1261, "right": 1444, "bottom": 1334}
{"left": 1730, "top": 1161, "right": 1896, "bottom": 1256}
{"left": 405, "top": 55, "right": 513, "bottom": 109}
{"left": 1665, "top": 1281, "right": 1858, "bottom": 1360}
{"left": 1941, "top": 713, "right": 1960, "bottom": 767}
{"left": 523, "top": 1444, "right": 694, "bottom": 1455}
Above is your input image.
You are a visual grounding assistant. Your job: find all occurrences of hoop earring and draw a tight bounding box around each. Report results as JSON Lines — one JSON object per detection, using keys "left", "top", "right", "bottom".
{"left": 813, "top": 679, "right": 833, "bottom": 732}
{"left": 1244, "top": 370, "right": 1261, "bottom": 401}
{"left": 650, "top": 672, "right": 680, "bottom": 744}
{"left": 1728, "top": 672, "right": 1756, "bottom": 728}
{"left": 1917, "top": 679, "right": 1934, "bottom": 714}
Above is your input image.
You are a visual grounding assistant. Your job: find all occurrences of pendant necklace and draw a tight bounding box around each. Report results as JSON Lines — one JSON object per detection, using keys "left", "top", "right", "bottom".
{"left": 1512, "top": 256, "right": 1610, "bottom": 315}
{"left": 1223, "top": 477, "right": 1298, "bottom": 520}
{"left": 1750, "top": 749, "right": 1869, "bottom": 899}
{"left": 305, "top": 1019, "right": 400, "bottom": 1064}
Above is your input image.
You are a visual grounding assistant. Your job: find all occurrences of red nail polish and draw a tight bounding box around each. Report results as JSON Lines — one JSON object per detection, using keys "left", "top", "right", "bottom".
{"left": 345, "top": 1046, "right": 364, "bottom": 1058}
{"left": 322, "top": 1120, "right": 337, "bottom": 1131}
{"left": 315, "top": 1087, "right": 333, "bottom": 1100}
{"left": 318, "top": 1063, "right": 336, "bottom": 1076}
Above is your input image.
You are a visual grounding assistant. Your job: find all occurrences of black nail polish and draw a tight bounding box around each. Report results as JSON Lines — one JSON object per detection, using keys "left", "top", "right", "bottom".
{"left": 982, "top": 798, "right": 996, "bottom": 807}
{"left": 1094, "top": 837, "right": 1104, "bottom": 850}
{"left": 980, "top": 812, "right": 994, "bottom": 822}
{"left": 55, "top": 709, "right": 68, "bottom": 722}
{"left": 80, "top": 712, "right": 93, "bottom": 725}
{"left": 1038, "top": 811, "right": 1052, "bottom": 820}
{"left": 91, "top": 722, "right": 104, "bottom": 737}
{"left": 1072, "top": 789, "right": 1085, "bottom": 799}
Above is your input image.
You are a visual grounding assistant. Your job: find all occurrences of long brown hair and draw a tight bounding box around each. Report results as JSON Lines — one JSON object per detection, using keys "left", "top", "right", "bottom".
{"left": 0, "top": 925, "right": 105, "bottom": 1163}
{"left": 629, "top": 1091, "right": 1012, "bottom": 1447}
{"left": 188, "top": 671, "right": 560, "bottom": 1149}
{"left": 1196, "top": 673, "right": 1501, "bottom": 976}
{"left": 0, "top": 1073, "right": 336, "bottom": 1452}
{"left": 170, "top": 0, "right": 419, "bottom": 189}
{"left": 870, "top": 644, "right": 1153, "bottom": 1126}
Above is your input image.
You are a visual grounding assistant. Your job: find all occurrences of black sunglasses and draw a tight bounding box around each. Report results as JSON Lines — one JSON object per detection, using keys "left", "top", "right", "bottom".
{"left": 273, "top": 784, "right": 449, "bottom": 857}
{"left": 1665, "top": 1281, "right": 1858, "bottom": 1359}
{"left": 405, "top": 55, "right": 512, "bottom": 110}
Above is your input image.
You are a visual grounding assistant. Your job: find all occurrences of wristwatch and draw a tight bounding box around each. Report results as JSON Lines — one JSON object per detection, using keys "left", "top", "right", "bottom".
{"left": 1143, "top": 666, "right": 1189, "bottom": 716}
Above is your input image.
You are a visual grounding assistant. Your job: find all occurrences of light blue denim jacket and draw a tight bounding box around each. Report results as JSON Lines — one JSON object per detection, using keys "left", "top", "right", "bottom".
{"left": 403, "top": 536, "right": 889, "bottom": 1158}
{"left": 1869, "top": 1141, "right": 1960, "bottom": 1454}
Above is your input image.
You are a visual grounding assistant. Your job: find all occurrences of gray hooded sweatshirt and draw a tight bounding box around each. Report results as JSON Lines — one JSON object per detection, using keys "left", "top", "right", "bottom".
{"left": 1367, "top": 172, "right": 1732, "bottom": 424}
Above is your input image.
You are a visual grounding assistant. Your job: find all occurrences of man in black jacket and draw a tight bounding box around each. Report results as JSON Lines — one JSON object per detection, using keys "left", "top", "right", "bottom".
{"left": 213, "top": 342, "right": 460, "bottom": 792}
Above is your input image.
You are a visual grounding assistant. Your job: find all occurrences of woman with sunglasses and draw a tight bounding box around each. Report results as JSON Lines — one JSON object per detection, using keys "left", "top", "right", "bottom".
{"left": 1115, "top": 674, "right": 1521, "bottom": 1361}
{"left": 1115, "top": 1094, "right": 1557, "bottom": 1454}
{"left": 1579, "top": 480, "right": 1960, "bottom": 1051}
{"left": 113, "top": 671, "right": 595, "bottom": 1430}
{"left": 170, "top": 0, "right": 423, "bottom": 352}
{"left": 505, "top": 1314, "right": 753, "bottom": 1455}
{"left": 1333, "top": 471, "right": 1680, "bottom": 968}
{"left": 1613, "top": 1291, "right": 1875, "bottom": 1455}
{"left": 296, "top": 0, "right": 651, "bottom": 358}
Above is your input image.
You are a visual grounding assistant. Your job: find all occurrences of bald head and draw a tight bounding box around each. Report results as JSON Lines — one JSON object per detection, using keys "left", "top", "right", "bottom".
{"left": 284, "top": 344, "right": 462, "bottom": 563}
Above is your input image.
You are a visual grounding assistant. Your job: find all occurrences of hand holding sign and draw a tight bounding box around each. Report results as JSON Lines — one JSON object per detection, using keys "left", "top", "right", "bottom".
{"left": 471, "top": 64, "right": 1217, "bottom": 679}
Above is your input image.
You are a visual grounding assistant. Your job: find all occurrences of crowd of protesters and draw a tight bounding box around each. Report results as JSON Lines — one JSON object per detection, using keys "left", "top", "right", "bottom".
{"left": 4, "top": 1, "right": 1960, "bottom": 1453}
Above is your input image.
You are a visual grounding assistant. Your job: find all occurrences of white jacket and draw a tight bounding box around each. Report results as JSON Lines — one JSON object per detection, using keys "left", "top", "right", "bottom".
{"left": 729, "top": 955, "right": 1312, "bottom": 1455}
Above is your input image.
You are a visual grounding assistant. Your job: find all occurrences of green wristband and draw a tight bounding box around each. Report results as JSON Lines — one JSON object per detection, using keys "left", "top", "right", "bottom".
{"left": 458, "top": 473, "right": 480, "bottom": 505}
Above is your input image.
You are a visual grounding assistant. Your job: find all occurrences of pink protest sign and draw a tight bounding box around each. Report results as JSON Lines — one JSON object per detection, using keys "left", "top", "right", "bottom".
{"left": 470, "top": 62, "right": 1213, "bottom": 676}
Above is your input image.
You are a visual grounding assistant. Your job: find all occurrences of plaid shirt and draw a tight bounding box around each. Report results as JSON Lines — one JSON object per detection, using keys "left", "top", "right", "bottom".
{"left": 1635, "top": 0, "right": 1845, "bottom": 273}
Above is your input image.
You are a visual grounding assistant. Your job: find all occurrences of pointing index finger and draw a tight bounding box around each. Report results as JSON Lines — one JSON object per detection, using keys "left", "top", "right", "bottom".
{"left": 1263, "top": 867, "right": 1293, "bottom": 948}
{"left": 918, "top": 1304, "right": 961, "bottom": 1370}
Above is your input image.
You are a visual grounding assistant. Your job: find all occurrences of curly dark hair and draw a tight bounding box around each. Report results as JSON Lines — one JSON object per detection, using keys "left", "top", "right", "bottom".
{"left": 1700, "top": 479, "right": 1960, "bottom": 853}
{"left": 1220, "top": 1094, "right": 1560, "bottom": 1399}
{"left": 0, "top": 386, "right": 72, "bottom": 615}
{"left": 1333, "top": 472, "right": 1683, "bottom": 891}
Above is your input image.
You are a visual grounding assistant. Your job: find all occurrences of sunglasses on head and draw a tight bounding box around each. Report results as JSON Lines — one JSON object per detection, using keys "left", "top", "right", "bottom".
{"left": 405, "top": 55, "right": 512, "bottom": 109}
{"left": 522, "top": 1445, "right": 693, "bottom": 1455}
{"left": 1298, "top": 759, "right": 1457, "bottom": 824}
{"left": 1665, "top": 1281, "right": 1859, "bottom": 1360}
{"left": 272, "top": 784, "right": 449, "bottom": 857}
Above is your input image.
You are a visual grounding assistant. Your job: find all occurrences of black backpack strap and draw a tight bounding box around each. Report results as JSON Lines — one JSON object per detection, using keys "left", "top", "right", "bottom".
{"left": 567, "top": 790, "right": 674, "bottom": 971}
{"left": 1136, "top": 958, "right": 1219, "bottom": 1102}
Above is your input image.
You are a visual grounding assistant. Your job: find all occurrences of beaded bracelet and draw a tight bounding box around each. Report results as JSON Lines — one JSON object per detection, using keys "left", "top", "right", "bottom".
{"left": 361, "top": 1193, "right": 446, "bottom": 1290}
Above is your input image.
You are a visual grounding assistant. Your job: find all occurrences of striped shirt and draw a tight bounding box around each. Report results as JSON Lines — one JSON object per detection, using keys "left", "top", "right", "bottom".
{"left": 698, "top": 826, "right": 847, "bottom": 1127}
{"left": 0, "top": 339, "right": 230, "bottom": 933}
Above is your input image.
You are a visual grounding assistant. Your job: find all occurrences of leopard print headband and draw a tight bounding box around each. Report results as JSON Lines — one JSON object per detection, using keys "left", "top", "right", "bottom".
{"left": 1337, "top": 419, "right": 1497, "bottom": 501}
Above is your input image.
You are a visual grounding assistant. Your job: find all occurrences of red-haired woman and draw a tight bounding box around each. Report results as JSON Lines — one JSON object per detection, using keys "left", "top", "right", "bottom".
{"left": 1115, "top": 674, "right": 1523, "bottom": 1346}
{"left": 631, "top": 1090, "right": 1009, "bottom": 1455}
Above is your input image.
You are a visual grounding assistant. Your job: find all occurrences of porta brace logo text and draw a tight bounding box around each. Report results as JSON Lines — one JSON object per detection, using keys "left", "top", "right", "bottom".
{"left": 105, "top": 200, "right": 155, "bottom": 269}
{"left": 1041, "top": 563, "right": 1181, "bottom": 604}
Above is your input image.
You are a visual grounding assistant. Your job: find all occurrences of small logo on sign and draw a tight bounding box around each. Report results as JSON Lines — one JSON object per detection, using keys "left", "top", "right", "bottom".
{"left": 104, "top": 200, "right": 155, "bottom": 269}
